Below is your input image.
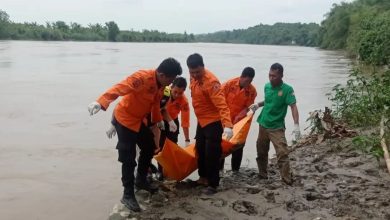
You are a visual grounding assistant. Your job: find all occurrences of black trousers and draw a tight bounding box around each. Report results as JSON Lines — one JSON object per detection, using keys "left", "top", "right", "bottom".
{"left": 159, "top": 118, "right": 180, "bottom": 147}
{"left": 195, "top": 121, "right": 223, "bottom": 188}
{"left": 220, "top": 146, "right": 244, "bottom": 171}
{"left": 112, "top": 117, "right": 155, "bottom": 189}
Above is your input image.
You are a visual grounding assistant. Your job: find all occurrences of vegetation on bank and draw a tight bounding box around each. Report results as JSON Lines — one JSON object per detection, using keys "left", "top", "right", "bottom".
{"left": 319, "top": 0, "right": 390, "bottom": 159}
{"left": 196, "top": 23, "right": 320, "bottom": 46}
{"left": 318, "top": 0, "right": 390, "bottom": 66}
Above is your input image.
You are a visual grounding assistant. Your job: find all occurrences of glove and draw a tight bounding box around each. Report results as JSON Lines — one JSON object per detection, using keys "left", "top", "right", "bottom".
{"left": 185, "top": 140, "right": 190, "bottom": 147}
{"left": 248, "top": 103, "right": 260, "bottom": 113}
{"left": 223, "top": 127, "right": 233, "bottom": 140}
{"left": 156, "top": 121, "right": 165, "bottom": 130}
{"left": 168, "top": 120, "right": 177, "bottom": 133}
{"left": 88, "top": 101, "right": 101, "bottom": 116}
{"left": 292, "top": 124, "right": 301, "bottom": 141}
{"left": 106, "top": 124, "right": 116, "bottom": 139}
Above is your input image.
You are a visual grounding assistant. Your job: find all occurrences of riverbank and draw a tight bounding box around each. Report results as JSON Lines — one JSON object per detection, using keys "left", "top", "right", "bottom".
{"left": 108, "top": 134, "right": 390, "bottom": 220}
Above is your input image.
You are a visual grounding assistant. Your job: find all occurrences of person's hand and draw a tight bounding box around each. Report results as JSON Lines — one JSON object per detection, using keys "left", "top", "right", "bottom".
{"left": 106, "top": 124, "right": 116, "bottom": 139}
{"left": 185, "top": 139, "right": 190, "bottom": 146}
{"left": 156, "top": 121, "right": 165, "bottom": 130}
{"left": 168, "top": 120, "right": 177, "bottom": 132}
{"left": 88, "top": 101, "right": 101, "bottom": 116}
{"left": 223, "top": 127, "right": 233, "bottom": 140}
{"left": 248, "top": 103, "right": 260, "bottom": 113}
{"left": 292, "top": 124, "right": 301, "bottom": 141}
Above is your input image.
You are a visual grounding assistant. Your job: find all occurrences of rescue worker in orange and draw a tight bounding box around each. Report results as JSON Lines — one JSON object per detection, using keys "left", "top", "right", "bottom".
{"left": 155, "top": 77, "right": 190, "bottom": 180}
{"left": 187, "top": 53, "right": 233, "bottom": 195}
{"left": 219, "top": 67, "right": 257, "bottom": 173}
{"left": 106, "top": 77, "right": 190, "bottom": 181}
{"left": 87, "top": 58, "right": 182, "bottom": 212}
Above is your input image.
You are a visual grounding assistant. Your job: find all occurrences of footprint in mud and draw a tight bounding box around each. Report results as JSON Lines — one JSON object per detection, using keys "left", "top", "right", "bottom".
{"left": 263, "top": 190, "right": 276, "bottom": 203}
{"left": 246, "top": 187, "right": 261, "bottom": 194}
{"left": 286, "top": 200, "right": 309, "bottom": 212}
{"left": 232, "top": 200, "right": 258, "bottom": 216}
{"left": 199, "top": 197, "right": 227, "bottom": 208}
{"left": 180, "top": 201, "right": 197, "bottom": 214}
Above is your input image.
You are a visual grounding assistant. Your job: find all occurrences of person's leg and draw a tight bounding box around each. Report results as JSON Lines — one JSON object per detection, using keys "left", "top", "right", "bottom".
{"left": 112, "top": 117, "right": 140, "bottom": 212}
{"left": 135, "top": 123, "right": 158, "bottom": 192}
{"left": 157, "top": 123, "right": 167, "bottom": 174}
{"left": 256, "top": 125, "right": 270, "bottom": 179}
{"left": 219, "top": 158, "right": 225, "bottom": 171}
{"left": 231, "top": 146, "right": 244, "bottom": 171}
{"left": 203, "top": 121, "right": 223, "bottom": 190}
{"left": 268, "top": 128, "right": 292, "bottom": 185}
{"left": 195, "top": 123, "right": 207, "bottom": 184}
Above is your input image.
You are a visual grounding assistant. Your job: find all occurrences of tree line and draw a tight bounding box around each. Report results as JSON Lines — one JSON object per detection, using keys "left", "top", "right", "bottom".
{"left": 0, "top": 10, "right": 195, "bottom": 42}
{"left": 0, "top": 9, "right": 319, "bottom": 46}
{"left": 318, "top": 0, "right": 389, "bottom": 66}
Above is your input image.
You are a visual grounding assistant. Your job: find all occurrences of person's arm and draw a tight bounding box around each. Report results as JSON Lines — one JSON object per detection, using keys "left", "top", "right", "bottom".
{"left": 207, "top": 81, "right": 233, "bottom": 128}
{"left": 161, "top": 108, "right": 172, "bottom": 122}
{"left": 96, "top": 72, "right": 142, "bottom": 110}
{"left": 290, "top": 103, "right": 299, "bottom": 125}
{"left": 181, "top": 98, "right": 190, "bottom": 141}
{"left": 151, "top": 92, "right": 163, "bottom": 124}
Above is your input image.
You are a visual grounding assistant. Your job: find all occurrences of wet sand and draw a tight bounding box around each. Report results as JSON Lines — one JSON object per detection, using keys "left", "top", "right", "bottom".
{"left": 109, "top": 136, "right": 390, "bottom": 220}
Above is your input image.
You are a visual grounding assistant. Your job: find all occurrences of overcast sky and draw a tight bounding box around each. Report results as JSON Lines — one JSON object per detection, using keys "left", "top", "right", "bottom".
{"left": 2, "top": 0, "right": 351, "bottom": 34}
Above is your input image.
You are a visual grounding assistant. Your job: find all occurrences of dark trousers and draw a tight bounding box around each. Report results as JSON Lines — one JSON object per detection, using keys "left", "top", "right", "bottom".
{"left": 220, "top": 146, "right": 244, "bottom": 171}
{"left": 113, "top": 117, "right": 155, "bottom": 189}
{"left": 159, "top": 118, "right": 180, "bottom": 147}
{"left": 195, "top": 121, "right": 223, "bottom": 188}
{"left": 158, "top": 118, "right": 180, "bottom": 172}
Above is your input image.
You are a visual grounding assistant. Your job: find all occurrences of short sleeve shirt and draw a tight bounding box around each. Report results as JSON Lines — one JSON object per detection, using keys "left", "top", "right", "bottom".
{"left": 257, "top": 82, "right": 296, "bottom": 129}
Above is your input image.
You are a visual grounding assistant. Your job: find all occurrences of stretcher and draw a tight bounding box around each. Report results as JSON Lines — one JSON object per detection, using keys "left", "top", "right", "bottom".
{"left": 154, "top": 114, "right": 253, "bottom": 181}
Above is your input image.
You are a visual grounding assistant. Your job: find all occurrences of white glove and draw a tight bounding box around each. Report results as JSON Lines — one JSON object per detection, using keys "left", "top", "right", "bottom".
{"left": 106, "top": 124, "right": 116, "bottom": 139}
{"left": 223, "top": 127, "right": 233, "bottom": 140}
{"left": 292, "top": 124, "right": 301, "bottom": 141}
{"left": 248, "top": 103, "right": 260, "bottom": 112}
{"left": 156, "top": 121, "right": 165, "bottom": 130}
{"left": 88, "top": 101, "right": 101, "bottom": 116}
{"left": 168, "top": 120, "right": 177, "bottom": 133}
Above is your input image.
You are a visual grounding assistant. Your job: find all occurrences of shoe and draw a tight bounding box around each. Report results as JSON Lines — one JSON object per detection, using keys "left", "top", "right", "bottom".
{"left": 203, "top": 186, "right": 217, "bottom": 195}
{"left": 121, "top": 189, "right": 141, "bottom": 212}
{"left": 258, "top": 174, "right": 268, "bottom": 180}
{"left": 232, "top": 169, "right": 239, "bottom": 174}
{"left": 156, "top": 171, "right": 164, "bottom": 181}
{"left": 196, "top": 177, "right": 208, "bottom": 186}
{"left": 282, "top": 174, "right": 293, "bottom": 186}
{"left": 135, "top": 179, "right": 158, "bottom": 193}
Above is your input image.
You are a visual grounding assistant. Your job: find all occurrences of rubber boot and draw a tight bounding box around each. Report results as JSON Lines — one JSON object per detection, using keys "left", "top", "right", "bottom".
{"left": 256, "top": 157, "right": 268, "bottom": 179}
{"left": 120, "top": 187, "right": 141, "bottom": 212}
{"left": 278, "top": 157, "right": 292, "bottom": 185}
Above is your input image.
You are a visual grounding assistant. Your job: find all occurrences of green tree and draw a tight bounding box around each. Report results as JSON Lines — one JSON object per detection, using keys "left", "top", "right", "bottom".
{"left": 0, "top": 9, "right": 10, "bottom": 38}
{"left": 105, "top": 21, "right": 119, "bottom": 41}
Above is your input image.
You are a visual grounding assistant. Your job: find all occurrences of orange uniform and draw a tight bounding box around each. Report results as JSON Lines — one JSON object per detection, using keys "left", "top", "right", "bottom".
{"left": 97, "top": 69, "right": 163, "bottom": 132}
{"left": 222, "top": 77, "right": 257, "bottom": 122}
{"left": 165, "top": 94, "right": 190, "bottom": 128}
{"left": 190, "top": 69, "right": 233, "bottom": 128}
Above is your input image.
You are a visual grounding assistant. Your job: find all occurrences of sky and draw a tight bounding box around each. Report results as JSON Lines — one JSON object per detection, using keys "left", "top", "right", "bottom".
{"left": 2, "top": 0, "right": 352, "bottom": 34}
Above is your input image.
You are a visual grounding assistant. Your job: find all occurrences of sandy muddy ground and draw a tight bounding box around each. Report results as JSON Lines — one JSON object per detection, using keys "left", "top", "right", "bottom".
{"left": 109, "top": 137, "right": 390, "bottom": 220}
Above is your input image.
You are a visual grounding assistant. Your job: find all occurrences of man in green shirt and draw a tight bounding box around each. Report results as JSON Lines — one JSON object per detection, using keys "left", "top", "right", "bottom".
{"left": 249, "top": 63, "right": 301, "bottom": 185}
